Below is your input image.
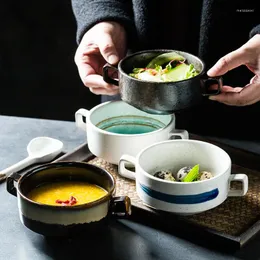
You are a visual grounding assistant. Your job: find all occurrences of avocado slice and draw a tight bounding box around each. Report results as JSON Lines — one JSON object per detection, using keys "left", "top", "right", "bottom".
{"left": 146, "top": 51, "right": 185, "bottom": 69}
{"left": 162, "top": 63, "right": 190, "bottom": 82}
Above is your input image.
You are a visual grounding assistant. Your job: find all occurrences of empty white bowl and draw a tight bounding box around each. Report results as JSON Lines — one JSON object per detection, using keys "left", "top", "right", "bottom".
{"left": 75, "top": 101, "right": 188, "bottom": 165}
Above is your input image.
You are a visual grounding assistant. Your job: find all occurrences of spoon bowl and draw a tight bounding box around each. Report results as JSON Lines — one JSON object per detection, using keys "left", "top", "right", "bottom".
{"left": 27, "top": 137, "right": 63, "bottom": 160}
{"left": 0, "top": 137, "right": 64, "bottom": 178}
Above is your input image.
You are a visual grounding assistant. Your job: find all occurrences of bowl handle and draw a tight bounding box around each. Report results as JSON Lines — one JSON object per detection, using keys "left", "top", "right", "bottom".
{"left": 200, "top": 75, "right": 223, "bottom": 96}
{"left": 110, "top": 196, "right": 132, "bottom": 217}
{"left": 103, "top": 63, "right": 119, "bottom": 86}
{"left": 228, "top": 173, "right": 248, "bottom": 197}
{"left": 6, "top": 172, "right": 22, "bottom": 197}
{"left": 118, "top": 155, "right": 136, "bottom": 180}
{"left": 75, "top": 108, "right": 90, "bottom": 131}
{"left": 168, "top": 129, "right": 189, "bottom": 139}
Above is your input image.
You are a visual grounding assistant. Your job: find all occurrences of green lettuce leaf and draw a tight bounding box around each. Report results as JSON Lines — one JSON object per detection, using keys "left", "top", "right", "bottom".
{"left": 182, "top": 164, "right": 200, "bottom": 182}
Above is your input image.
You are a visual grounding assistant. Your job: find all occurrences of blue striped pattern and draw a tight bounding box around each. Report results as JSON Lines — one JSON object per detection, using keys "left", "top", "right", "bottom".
{"left": 139, "top": 183, "right": 219, "bottom": 204}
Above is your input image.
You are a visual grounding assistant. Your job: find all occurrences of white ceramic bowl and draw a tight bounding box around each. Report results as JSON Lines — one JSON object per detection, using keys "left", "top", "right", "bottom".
{"left": 118, "top": 139, "right": 248, "bottom": 215}
{"left": 75, "top": 101, "right": 188, "bottom": 165}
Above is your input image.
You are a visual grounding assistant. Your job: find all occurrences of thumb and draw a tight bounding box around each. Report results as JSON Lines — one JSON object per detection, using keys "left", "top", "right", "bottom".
{"left": 96, "top": 32, "right": 119, "bottom": 64}
{"left": 207, "top": 48, "right": 247, "bottom": 77}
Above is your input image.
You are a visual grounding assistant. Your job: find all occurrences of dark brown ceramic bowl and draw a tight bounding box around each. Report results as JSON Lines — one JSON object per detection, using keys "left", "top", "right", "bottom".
{"left": 6, "top": 162, "right": 131, "bottom": 237}
{"left": 103, "top": 49, "right": 222, "bottom": 115}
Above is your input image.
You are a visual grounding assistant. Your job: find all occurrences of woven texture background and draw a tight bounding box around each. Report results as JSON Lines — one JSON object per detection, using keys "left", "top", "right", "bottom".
{"left": 88, "top": 157, "right": 260, "bottom": 236}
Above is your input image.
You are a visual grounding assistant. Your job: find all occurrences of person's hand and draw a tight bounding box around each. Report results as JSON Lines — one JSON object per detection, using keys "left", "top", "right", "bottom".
{"left": 74, "top": 21, "right": 127, "bottom": 95}
{"left": 207, "top": 34, "right": 260, "bottom": 106}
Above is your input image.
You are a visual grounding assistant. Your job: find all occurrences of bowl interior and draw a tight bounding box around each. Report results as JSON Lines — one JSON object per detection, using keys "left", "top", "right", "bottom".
{"left": 119, "top": 49, "right": 205, "bottom": 76}
{"left": 139, "top": 140, "right": 231, "bottom": 179}
{"left": 18, "top": 162, "right": 115, "bottom": 198}
{"left": 90, "top": 101, "right": 173, "bottom": 133}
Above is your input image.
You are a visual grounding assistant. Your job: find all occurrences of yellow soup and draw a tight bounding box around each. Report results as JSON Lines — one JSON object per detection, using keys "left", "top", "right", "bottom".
{"left": 27, "top": 181, "right": 108, "bottom": 206}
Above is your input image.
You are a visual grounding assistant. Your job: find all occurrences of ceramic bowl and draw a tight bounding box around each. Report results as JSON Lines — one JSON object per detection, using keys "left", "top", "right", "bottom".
{"left": 75, "top": 101, "right": 188, "bottom": 165}
{"left": 6, "top": 162, "right": 131, "bottom": 236}
{"left": 103, "top": 49, "right": 223, "bottom": 114}
{"left": 118, "top": 139, "right": 248, "bottom": 215}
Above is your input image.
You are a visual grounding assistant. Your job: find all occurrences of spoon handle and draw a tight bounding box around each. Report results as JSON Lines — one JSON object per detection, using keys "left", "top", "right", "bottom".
{"left": 0, "top": 156, "right": 35, "bottom": 176}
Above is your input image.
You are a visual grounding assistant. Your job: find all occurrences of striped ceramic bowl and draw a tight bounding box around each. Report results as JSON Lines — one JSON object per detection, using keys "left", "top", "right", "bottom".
{"left": 118, "top": 139, "right": 248, "bottom": 215}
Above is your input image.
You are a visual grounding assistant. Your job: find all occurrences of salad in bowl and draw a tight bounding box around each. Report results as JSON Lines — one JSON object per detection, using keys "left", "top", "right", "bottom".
{"left": 129, "top": 51, "right": 199, "bottom": 82}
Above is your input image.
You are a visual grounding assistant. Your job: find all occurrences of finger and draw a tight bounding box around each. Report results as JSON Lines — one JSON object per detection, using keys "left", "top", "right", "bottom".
{"left": 96, "top": 33, "right": 119, "bottom": 64}
{"left": 207, "top": 48, "right": 248, "bottom": 77}
{"left": 209, "top": 84, "right": 242, "bottom": 92}
{"left": 89, "top": 87, "right": 120, "bottom": 96}
{"left": 209, "top": 83, "right": 260, "bottom": 106}
{"left": 208, "top": 84, "right": 219, "bottom": 90}
{"left": 220, "top": 86, "right": 243, "bottom": 93}
{"left": 75, "top": 43, "right": 99, "bottom": 62}
{"left": 76, "top": 61, "right": 97, "bottom": 85}
{"left": 81, "top": 43, "right": 100, "bottom": 55}
{"left": 84, "top": 74, "right": 119, "bottom": 95}
{"left": 209, "top": 92, "right": 243, "bottom": 106}
{"left": 250, "top": 75, "right": 260, "bottom": 84}
{"left": 84, "top": 74, "right": 119, "bottom": 89}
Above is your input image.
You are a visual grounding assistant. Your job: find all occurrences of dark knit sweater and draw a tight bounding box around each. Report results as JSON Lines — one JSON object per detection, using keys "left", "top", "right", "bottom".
{"left": 71, "top": 0, "right": 260, "bottom": 139}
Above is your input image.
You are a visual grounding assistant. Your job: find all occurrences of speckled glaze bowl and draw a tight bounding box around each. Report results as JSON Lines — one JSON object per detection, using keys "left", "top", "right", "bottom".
{"left": 103, "top": 49, "right": 223, "bottom": 115}
{"left": 75, "top": 101, "right": 188, "bottom": 165}
{"left": 6, "top": 162, "right": 131, "bottom": 236}
{"left": 118, "top": 139, "right": 248, "bottom": 215}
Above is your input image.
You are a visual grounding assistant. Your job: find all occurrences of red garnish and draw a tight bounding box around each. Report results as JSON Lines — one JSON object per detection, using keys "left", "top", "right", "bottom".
{"left": 69, "top": 196, "right": 77, "bottom": 206}
{"left": 55, "top": 196, "right": 78, "bottom": 206}
{"left": 150, "top": 70, "right": 157, "bottom": 76}
{"left": 144, "top": 68, "right": 157, "bottom": 75}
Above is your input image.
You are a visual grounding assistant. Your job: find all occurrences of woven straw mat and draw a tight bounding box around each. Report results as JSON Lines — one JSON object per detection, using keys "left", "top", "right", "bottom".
{"left": 87, "top": 157, "right": 260, "bottom": 237}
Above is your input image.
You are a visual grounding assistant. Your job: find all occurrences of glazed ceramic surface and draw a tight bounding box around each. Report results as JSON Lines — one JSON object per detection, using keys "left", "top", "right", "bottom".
{"left": 103, "top": 49, "right": 222, "bottom": 115}
{"left": 75, "top": 101, "right": 188, "bottom": 165}
{"left": 7, "top": 162, "right": 131, "bottom": 236}
{"left": 118, "top": 139, "right": 248, "bottom": 215}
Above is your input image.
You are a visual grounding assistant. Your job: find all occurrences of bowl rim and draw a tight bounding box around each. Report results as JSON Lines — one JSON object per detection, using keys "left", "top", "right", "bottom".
{"left": 118, "top": 49, "right": 206, "bottom": 83}
{"left": 136, "top": 139, "right": 232, "bottom": 184}
{"left": 88, "top": 100, "right": 175, "bottom": 136}
{"left": 17, "top": 161, "right": 116, "bottom": 209}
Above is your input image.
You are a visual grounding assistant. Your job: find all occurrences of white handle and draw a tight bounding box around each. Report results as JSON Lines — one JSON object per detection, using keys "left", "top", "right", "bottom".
{"left": 75, "top": 108, "right": 90, "bottom": 131}
{"left": 0, "top": 156, "right": 36, "bottom": 176}
{"left": 228, "top": 173, "right": 248, "bottom": 197}
{"left": 168, "top": 129, "right": 189, "bottom": 139}
{"left": 118, "top": 155, "right": 137, "bottom": 180}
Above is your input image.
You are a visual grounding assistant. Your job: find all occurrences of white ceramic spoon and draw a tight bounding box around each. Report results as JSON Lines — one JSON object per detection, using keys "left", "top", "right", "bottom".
{"left": 0, "top": 137, "right": 63, "bottom": 179}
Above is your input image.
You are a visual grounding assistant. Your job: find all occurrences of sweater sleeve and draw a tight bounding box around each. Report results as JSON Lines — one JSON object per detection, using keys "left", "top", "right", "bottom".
{"left": 71, "top": 0, "right": 136, "bottom": 45}
{"left": 249, "top": 24, "right": 260, "bottom": 38}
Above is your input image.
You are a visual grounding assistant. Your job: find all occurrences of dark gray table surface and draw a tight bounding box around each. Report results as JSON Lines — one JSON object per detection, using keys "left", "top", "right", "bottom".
{"left": 1, "top": 115, "right": 260, "bottom": 260}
